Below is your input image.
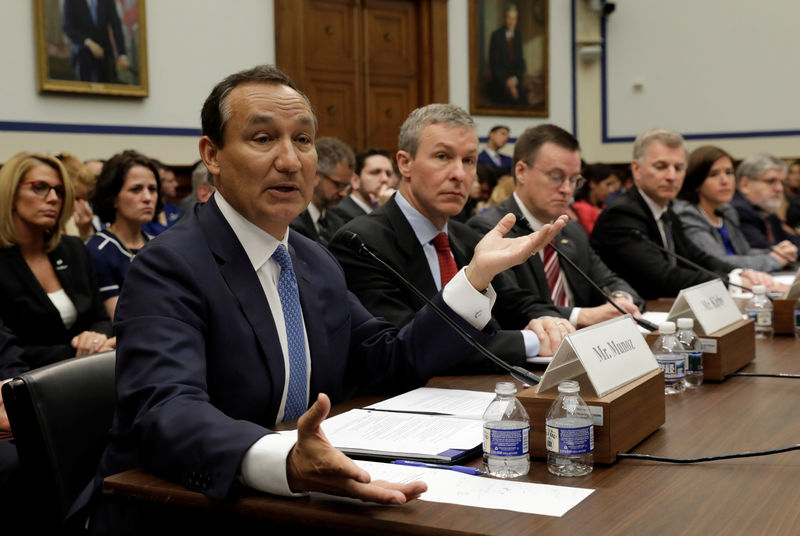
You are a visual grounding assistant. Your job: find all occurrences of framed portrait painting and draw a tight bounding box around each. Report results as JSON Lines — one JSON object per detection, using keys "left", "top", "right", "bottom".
{"left": 469, "top": 0, "right": 548, "bottom": 117}
{"left": 34, "top": 0, "right": 148, "bottom": 97}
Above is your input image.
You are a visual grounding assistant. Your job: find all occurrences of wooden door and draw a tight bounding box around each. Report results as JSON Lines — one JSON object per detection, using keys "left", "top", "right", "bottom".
{"left": 275, "top": 0, "right": 448, "bottom": 152}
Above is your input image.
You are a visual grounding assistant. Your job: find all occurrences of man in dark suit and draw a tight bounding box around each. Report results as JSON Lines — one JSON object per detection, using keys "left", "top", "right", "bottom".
{"left": 330, "top": 104, "right": 573, "bottom": 361}
{"left": 84, "top": 65, "right": 566, "bottom": 529}
{"left": 469, "top": 124, "right": 642, "bottom": 327}
{"left": 731, "top": 153, "right": 800, "bottom": 251}
{"left": 62, "top": 0, "right": 130, "bottom": 83}
{"left": 333, "top": 148, "right": 396, "bottom": 224}
{"left": 591, "top": 128, "right": 770, "bottom": 299}
{"left": 488, "top": 4, "right": 526, "bottom": 105}
{"left": 477, "top": 125, "right": 513, "bottom": 174}
{"left": 290, "top": 137, "right": 352, "bottom": 245}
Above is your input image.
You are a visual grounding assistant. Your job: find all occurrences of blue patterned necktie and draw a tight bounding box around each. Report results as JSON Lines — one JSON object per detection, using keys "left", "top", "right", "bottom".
{"left": 271, "top": 245, "right": 307, "bottom": 421}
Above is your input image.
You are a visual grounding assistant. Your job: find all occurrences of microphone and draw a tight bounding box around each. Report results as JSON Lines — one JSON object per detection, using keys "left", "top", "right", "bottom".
{"left": 713, "top": 208, "right": 796, "bottom": 266}
{"left": 518, "top": 218, "right": 657, "bottom": 332}
{"left": 628, "top": 229, "right": 756, "bottom": 295}
{"left": 340, "top": 231, "right": 542, "bottom": 386}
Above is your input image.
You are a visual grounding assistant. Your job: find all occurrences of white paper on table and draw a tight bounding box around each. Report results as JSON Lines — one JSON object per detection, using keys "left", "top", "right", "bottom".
{"left": 356, "top": 460, "right": 594, "bottom": 517}
{"left": 364, "top": 387, "right": 495, "bottom": 420}
{"left": 317, "top": 409, "right": 483, "bottom": 454}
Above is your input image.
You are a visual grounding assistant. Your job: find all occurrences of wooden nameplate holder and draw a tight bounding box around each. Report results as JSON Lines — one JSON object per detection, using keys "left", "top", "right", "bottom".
{"left": 518, "top": 368, "right": 664, "bottom": 464}
{"left": 644, "top": 317, "right": 754, "bottom": 380}
{"left": 771, "top": 298, "right": 797, "bottom": 335}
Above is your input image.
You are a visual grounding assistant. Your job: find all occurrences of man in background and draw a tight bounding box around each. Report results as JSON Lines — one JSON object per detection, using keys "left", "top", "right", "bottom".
{"left": 488, "top": 4, "right": 527, "bottom": 105}
{"left": 62, "top": 0, "right": 130, "bottom": 83}
{"left": 478, "top": 125, "right": 513, "bottom": 174}
{"left": 334, "top": 148, "right": 396, "bottom": 223}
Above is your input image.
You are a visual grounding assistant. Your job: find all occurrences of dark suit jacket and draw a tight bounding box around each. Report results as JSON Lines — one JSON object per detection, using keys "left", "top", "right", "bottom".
{"left": 468, "top": 196, "right": 643, "bottom": 316}
{"left": 290, "top": 207, "right": 345, "bottom": 245}
{"left": 730, "top": 192, "right": 800, "bottom": 249}
{"left": 331, "top": 195, "right": 368, "bottom": 224}
{"left": 488, "top": 26, "right": 526, "bottom": 104}
{"left": 0, "top": 317, "right": 27, "bottom": 380}
{"left": 90, "top": 197, "right": 490, "bottom": 506}
{"left": 591, "top": 187, "right": 736, "bottom": 299}
{"left": 478, "top": 150, "right": 512, "bottom": 174}
{"left": 329, "top": 196, "right": 563, "bottom": 369}
{"left": 0, "top": 236, "right": 111, "bottom": 370}
{"left": 62, "top": 0, "right": 127, "bottom": 82}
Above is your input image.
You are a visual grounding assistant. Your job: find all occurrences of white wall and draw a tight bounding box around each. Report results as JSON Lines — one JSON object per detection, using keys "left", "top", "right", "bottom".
{"left": 0, "top": 0, "right": 275, "bottom": 163}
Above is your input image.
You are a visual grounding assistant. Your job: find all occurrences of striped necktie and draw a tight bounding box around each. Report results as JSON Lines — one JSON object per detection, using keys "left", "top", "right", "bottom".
{"left": 271, "top": 245, "right": 307, "bottom": 421}
{"left": 543, "top": 244, "right": 569, "bottom": 307}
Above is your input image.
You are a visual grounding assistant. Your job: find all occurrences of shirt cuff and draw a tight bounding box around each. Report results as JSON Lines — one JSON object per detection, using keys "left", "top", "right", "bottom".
{"left": 442, "top": 267, "right": 495, "bottom": 330}
{"left": 520, "top": 329, "right": 541, "bottom": 357}
{"left": 569, "top": 307, "right": 581, "bottom": 327}
{"left": 240, "top": 433, "right": 307, "bottom": 497}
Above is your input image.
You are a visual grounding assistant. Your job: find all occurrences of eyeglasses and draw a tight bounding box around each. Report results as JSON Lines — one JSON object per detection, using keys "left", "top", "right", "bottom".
{"left": 319, "top": 173, "right": 352, "bottom": 193}
{"left": 527, "top": 164, "right": 585, "bottom": 190}
{"left": 18, "top": 180, "right": 66, "bottom": 199}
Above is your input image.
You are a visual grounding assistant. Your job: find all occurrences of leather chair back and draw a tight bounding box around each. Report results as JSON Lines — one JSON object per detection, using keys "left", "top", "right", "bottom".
{"left": 2, "top": 351, "right": 116, "bottom": 534}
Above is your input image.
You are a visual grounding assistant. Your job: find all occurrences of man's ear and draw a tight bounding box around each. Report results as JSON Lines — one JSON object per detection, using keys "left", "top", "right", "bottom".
{"left": 396, "top": 151, "right": 412, "bottom": 182}
{"left": 199, "top": 136, "right": 221, "bottom": 177}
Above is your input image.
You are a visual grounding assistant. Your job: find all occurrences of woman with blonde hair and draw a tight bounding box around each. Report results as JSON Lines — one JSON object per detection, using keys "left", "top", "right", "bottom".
{"left": 56, "top": 152, "right": 101, "bottom": 241}
{"left": 0, "top": 152, "right": 113, "bottom": 369}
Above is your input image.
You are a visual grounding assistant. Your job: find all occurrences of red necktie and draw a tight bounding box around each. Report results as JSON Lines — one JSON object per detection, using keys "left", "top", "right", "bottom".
{"left": 543, "top": 245, "right": 569, "bottom": 307}
{"left": 432, "top": 233, "right": 458, "bottom": 286}
{"left": 507, "top": 36, "right": 514, "bottom": 61}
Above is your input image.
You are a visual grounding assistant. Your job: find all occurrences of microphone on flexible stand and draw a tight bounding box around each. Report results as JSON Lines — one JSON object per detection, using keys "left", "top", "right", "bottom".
{"left": 340, "top": 231, "right": 542, "bottom": 386}
{"left": 518, "top": 218, "right": 658, "bottom": 331}
{"left": 628, "top": 228, "right": 760, "bottom": 296}
{"left": 712, "top": 208, "right": 797, "bottom": 267}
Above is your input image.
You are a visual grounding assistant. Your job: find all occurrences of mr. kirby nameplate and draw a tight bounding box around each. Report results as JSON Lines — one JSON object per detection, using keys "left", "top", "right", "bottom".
{"left": 667, "top": 279, "right": 741, "bottom": 335}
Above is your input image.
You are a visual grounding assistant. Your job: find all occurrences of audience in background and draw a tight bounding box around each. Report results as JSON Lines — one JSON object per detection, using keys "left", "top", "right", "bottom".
{"left": 571, "top": 163, "right": 621, "bottom": 235}
{"left": 781, "top": 158, "right": 800, "bottom": 232}
{"left": 86, "top": 150, "right": 161, "bottom": 321}
{"left": 143, "top": 160, "right": 182, "bottom": 236}
{"left": 674, "top": 145, "right": 795, "bottom": 273}
{"left": 192, "top": 161, "right": 216, "bottom": 203}
{"left": 83, "top": 159, "right": 105, "bottom": 179}
{"left": 334, "top": 148, "right": 396, "bottom": 223}
{"left": 731, "top": 153, "right": 800, "bottom": 251}
{"left": 478, "top": 125, "right": 512, "bottom": 174}
{"left": 0, "top": 152, "right": 113, "bottom": 369}
{"left": 290, "top": 136, "right": 352, "bottom": 245}
{"left": 56, "top": 152, "right": 102, "bottom": 241}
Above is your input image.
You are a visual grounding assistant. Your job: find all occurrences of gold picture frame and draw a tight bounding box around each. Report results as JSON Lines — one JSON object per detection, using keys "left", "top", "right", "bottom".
{"left": 34, "top": 0, "right": 148, "bottom": 97}
{"left": 469, "top": 0, "right": 548, "bottom": 117}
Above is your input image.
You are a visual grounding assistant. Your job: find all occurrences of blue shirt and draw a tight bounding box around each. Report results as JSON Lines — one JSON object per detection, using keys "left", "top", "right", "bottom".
{"left": 86, "top": 229, "right": 149, "bottom": 300}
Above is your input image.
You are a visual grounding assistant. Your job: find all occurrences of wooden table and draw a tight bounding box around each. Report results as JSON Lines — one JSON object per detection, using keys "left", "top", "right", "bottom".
{"left": 103, "top": 336, "right": 800, "bottom": 535}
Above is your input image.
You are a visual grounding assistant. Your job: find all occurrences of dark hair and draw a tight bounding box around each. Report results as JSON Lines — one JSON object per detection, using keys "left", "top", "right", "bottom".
{"left": 489, "top": 125, "right": 510, "bottom": 134}
{"left": 573, "top": 163, "right": 616, "bottom": 202}
{"left": 201, "top": 64, "right": 317, "bottom": 149}
{"left": 678, "top": 145, "right": 733, "bottom": 205}
{"left": 355, "top": 148, "right": 393, "bottom": 175}
{"left": 91, "top": 150, "right": 162, "bottom": 224}
{"left": 512, "top": 124, "right": 580, "bottom": 171}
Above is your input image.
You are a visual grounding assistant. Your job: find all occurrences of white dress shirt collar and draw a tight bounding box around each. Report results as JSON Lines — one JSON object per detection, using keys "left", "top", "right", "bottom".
{"left": 214, "top": 191, "right": 287, "bottom": 271}
{"left": 395, "top": 191, "right": 448, "bottom": 245}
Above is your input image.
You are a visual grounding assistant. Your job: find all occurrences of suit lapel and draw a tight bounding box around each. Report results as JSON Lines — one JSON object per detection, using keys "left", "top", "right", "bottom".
{"left": 199, "top": 199, "right": 285, "bottom": 399}
{"left": 502, "top": 197, "right": 552, "bottom": 300}
{"left": 384, "top": 199, "right": 439, "bottom": 297}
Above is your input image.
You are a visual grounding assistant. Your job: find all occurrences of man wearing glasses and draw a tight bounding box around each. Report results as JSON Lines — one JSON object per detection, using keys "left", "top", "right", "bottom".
{"left": 330, "top": 105, "right": 572, "bottom": 361}
{"left": 469, "top": 124, "right": 642, "bottom": 328}
{"left": 290, "top": 137, "right": 352, "bottom": 245}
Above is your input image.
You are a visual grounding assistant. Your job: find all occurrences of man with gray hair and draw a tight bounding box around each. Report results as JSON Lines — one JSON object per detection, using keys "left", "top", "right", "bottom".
{"left": 592, "top": 127, "right": 772, "bottom": 299}
{"left": 731, "top": 153, "right": 800, "bottom": 251}
{"left": 330, "top": 103, "right": 574, "bottom": 363}
{"left": 290, "top": 136, "right": 352, "bottom": 244}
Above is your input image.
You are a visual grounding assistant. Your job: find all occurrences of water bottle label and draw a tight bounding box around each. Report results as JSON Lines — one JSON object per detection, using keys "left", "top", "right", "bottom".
{"left": 746, "top": 310, "right": 773, "bottom": 327}
{"left": 545, "top": 424, "right": 594, "bottom": 455}
{"left": 483, "top": 425, "right": 530, "bottom": 457}
{"left": 686, "top": 351, "right": 703, "bottom": 373}
{"left": 656, "top": 353, "right": 685, "bottom": 380}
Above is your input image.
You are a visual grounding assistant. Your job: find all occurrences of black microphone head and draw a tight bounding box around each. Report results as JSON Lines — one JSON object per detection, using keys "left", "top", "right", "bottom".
{"left": 341, "top": 231, "right": 369, "bottom": 257}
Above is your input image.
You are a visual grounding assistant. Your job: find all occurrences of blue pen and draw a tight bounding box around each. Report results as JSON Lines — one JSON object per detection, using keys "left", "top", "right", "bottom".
{"left": 391, "top": 460, "right": 484, "bottom": 475}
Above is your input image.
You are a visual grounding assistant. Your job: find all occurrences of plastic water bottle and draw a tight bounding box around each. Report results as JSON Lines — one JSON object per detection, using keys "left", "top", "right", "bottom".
{"left": 545, "top": 380, "right": 594, "bottom": 477}
{"left": 482, "top": 382, "right": 530, "bottom": 478}
{"left": 745, "top": 285, "right": 773, "bottom": 339}
{"left": 652, "top": 321, "right": 686, "bottom": 395}
{"left": 677, "top": 318, "right": 703, "bottom": 388}
{"left": 794, "top": 299, "right": 800, "bottom": 341}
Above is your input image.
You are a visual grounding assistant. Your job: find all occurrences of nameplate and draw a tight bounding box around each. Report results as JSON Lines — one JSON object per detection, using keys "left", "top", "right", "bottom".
{"left": 667, "top": 279, "right": 741, "bottom": 335}
{"left": 537, "top": 316, "right": 659, "bottom": 398}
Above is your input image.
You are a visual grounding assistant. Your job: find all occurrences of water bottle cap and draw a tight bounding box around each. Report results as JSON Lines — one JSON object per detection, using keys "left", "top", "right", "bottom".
{"left": 494, "top": 381, "right": 517, "bottom": 395}
{"left": 753, "top": 285, "right": 766, "bottom": 294}
{"left": 677, "top": 318, "right": 694, "bottom": 329}
{"left": 659, "top": 321, "right": 676, "bottom": 334}
{"left": 557, "top": 380, "right": 580, "bottom": 393}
